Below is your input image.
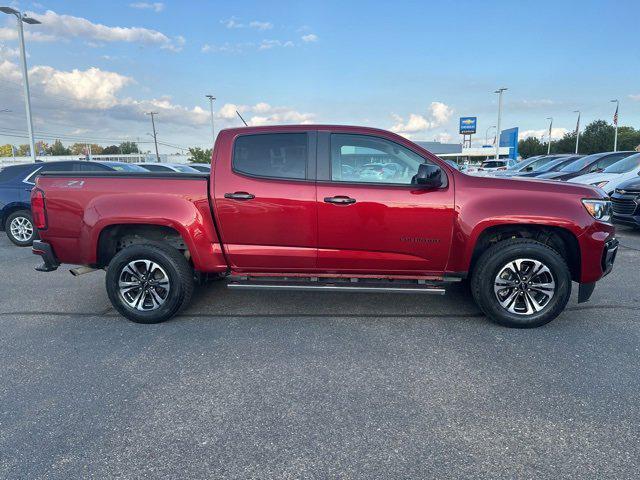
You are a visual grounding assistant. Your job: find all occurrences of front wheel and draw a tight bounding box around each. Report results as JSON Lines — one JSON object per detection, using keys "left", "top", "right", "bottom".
{"left": 471, "top": 239, "right": 572, "bottom": 328}
{"left": 106, "top": 243, "right": 194, "bottom": 324}
{"left": 5, "top": 210, "right": 37, "bottom": 247}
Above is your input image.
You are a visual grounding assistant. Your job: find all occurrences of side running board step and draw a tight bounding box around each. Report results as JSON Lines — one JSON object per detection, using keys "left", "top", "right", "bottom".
{"left": 227, "top": 277, "right": 446, "bottom": 295}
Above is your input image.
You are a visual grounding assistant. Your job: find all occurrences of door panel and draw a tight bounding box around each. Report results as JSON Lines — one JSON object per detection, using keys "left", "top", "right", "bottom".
{"left": 213, "top": 131, "right": 317, "bottom": 271}
{"left": 316, "top": 132, "right": 455, "bottom": 275}
{"left": 317, "top": 184, "right": 454, "bottom": 274}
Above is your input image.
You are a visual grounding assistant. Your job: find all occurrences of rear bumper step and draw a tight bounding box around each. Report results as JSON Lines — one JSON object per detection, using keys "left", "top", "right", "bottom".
{"left": 32, "top": 240, "right": 60, "bottom": 272}
{"left": 227, "top": 277, "right": 446, "bottom": 294}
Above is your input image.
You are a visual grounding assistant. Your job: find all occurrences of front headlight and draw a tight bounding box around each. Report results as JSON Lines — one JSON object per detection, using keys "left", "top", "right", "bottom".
{"left": 592, "top": 180, "right": 609, "bottom": 189}
{"left": 582, "top": 199, "right": 612, "bottom": 222}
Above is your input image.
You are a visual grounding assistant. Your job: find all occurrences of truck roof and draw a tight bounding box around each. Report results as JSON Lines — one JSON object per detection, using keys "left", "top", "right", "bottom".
{"left": 219, "top": 124, "right": 404, "bottom": 137}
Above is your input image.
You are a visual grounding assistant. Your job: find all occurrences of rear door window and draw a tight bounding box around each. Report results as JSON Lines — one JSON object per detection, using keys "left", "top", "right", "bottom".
{"left": 233, "top": 133, "right": 308, "bottom": 180}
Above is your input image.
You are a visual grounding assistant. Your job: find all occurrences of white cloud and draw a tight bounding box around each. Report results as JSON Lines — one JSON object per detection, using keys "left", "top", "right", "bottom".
{"left": 202, "top": 39, "right": 295, "bottom": 53}
{"left": 429, "top": 101, "right": 453, "bottom": 124}
{"left": 221, "top": 17, "right": 244, "bottom": 29}
{"left": 390, "top": 102, "right": 454, "bottom": 138}
{"left": 516, "top": 99, "right": 555, "bottom": 108}
{"left": 259, "top": 39, "right": 294, "bottom": 50}
{"left": 519, "top": 127, "right": 568, "bottom": 140}
{"left": 0, "top": 10, "right": 183, "bottom": 51}
{"left": 129, "top": 2, "right": 165, "bottom": 12}
{"left": 0, "top": 59, "right": 21, "bottom": 82}
{"left": 221, "top": 18, "right": 274, "bottom": 30}
{"left": 249, "top": 21, "right": 273, "bottom": 31}
{"left": 29, "top": 66, "right": 133, "bottom": 109}
{"left": 629, "top": 94, "right": 640, "bottom": 101}
{"left": 215, "top": 102, "right": 314, "bottom": 126}
{"left": 0, "top": 44, "right": 19, "bottom": 60}
{"left": 301, "top": 34, "right": 318, "bottom": 43}
{"left": 201, "top": 42, "right": 253, "bottom": 54}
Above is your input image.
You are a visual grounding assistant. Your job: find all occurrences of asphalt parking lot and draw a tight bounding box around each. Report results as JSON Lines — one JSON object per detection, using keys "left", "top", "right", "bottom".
{"left": 1, "top": 228, "right": 639, "bottom": 479}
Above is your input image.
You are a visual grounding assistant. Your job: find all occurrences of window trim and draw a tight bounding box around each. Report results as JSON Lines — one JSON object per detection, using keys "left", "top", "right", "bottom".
{"left": 231, "top": 131, "right": 316, "bottom": 183}
{"left": 319, "top": 132, "right": 449, "bottom": 188}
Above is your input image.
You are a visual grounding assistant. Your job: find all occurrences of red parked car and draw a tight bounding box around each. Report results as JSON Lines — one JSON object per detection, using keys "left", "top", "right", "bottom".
{"left": 30, "top": 125, "right": 617, "bottom": 328}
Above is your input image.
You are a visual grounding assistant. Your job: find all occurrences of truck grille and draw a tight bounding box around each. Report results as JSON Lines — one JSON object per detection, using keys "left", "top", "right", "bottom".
{"left": 611, "top": 196, "right": 638, "bottom": 215}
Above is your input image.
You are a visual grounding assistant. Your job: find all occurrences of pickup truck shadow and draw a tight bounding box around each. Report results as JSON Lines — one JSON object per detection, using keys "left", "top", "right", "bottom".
{"left": 187, "top": 281, "right": 483, "bottom": 320}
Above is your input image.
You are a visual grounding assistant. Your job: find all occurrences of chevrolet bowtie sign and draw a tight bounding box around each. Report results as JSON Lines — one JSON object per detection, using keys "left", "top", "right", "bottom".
{"left": 459, "top": 117, "right": 477, "bottom": 134}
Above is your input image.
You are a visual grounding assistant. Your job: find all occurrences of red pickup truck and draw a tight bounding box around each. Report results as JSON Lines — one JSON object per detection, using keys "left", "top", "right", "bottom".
{"left": 31, "top": 125, "right": 618, "bottom": 328}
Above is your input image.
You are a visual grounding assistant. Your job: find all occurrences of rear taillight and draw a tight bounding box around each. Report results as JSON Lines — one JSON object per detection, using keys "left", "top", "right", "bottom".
{"left": 31, "top": 188, "right": 47, "bottom": 230}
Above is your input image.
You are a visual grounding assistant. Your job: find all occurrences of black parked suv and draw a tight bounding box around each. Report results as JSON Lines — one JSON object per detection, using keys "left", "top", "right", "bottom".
{"left": 536, "top": 151, "right": 635, "bottom": 181}
{"left": 611, "top": 176, "right": 640, "bottom": 228}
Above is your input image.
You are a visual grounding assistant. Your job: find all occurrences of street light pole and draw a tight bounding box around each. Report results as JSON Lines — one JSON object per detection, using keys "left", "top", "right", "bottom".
{"left": 573, "top": 110, "right": 581, "bottom": 154}
{"left": 546, "top": 117, "right": 553, "bottom": 155}
{"left": 494, "top": 88, "right": 507, "bottom": 160}
{"left": 611, "top": 99, "right": 619, "bottom": 152}
{"left": 205, "top": 94, "right": 216, "bottom": 143}
{"left": 146, "top": 112, "right": 160, "bottom": 162}
{"left": 0, "top": 7, "right": 41, "bottom": 162}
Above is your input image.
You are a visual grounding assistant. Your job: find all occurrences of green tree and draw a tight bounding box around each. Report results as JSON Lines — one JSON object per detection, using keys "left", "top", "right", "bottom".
{"left": 616, "top": 126, "right": 640, "bottom": 152}
{"left": 0, "top": 144, "right": 14, "bottom": 157}
{"left": 70, "top": 143, "right": 86, "bottom": 155}
{"left": 47, "top": 139, "right": 71, "bottom": 156}
{"left": 519, "top": 119, "right": 640, "bottom": 157}
{"left": 119, "top": 141, "right": 139, "bottom": 154}
{"left": 102, "top": 145, "right": 120, "bottom": 154}
{"left": 188, "top": 147, "right": 212, "bottom": 164}
{"left": 518, "top": 137, "right": 546, "bottom": 158}
{"left": 17, "top": 144, "right": 30, "bottom": 156}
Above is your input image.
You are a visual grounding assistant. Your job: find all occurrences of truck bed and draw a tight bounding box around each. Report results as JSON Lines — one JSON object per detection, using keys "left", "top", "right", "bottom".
{"left": 35, "top": 171, "right": 226, "bottom": 272}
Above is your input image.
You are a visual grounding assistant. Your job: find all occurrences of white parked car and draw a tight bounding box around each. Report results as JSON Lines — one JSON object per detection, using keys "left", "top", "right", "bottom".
{"left": 470, "top": 159, "right": 517, "bottom": 176}
{"left": 571, "top": 152, "right": 640, "bottom": 195}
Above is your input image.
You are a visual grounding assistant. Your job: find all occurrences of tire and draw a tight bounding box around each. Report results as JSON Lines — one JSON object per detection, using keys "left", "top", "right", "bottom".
{"left": 5, "top": 210, "right": 37, "bottom": 247}
{"left": 106, "top": 243, "right": 194, "bottom": 324}
{"left": 470, "top": 239, "right": 572, "bottom": 328}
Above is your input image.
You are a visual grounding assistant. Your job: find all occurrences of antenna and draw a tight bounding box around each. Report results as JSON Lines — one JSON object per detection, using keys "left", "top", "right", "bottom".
{"left": 236, "top": 110, "right": 248, "bottom": 126}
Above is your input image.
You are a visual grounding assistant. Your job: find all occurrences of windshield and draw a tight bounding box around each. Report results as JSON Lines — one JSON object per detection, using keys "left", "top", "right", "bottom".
{"left": 507, "top": 157, "right": 538, "bottom": 170}
{"left": 172, "top": 165, "right": 199, "bottom": 173}
{"left": 603, "top": 153, "right": 640, "bottom": 174}
{"left": 103, "top": 163, "right": 147, "bottom": 172}
{"left": 538, "top": 157, "right": 575, "bottom": 172}
{"left": 559, "top": 153, "right": 603, "bottom": 172}
{"left": 481, "top": 161, "right": 505, "bottom": 168}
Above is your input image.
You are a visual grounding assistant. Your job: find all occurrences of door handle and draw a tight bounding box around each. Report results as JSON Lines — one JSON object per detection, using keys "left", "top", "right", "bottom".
{"left": 324, "top": 196, "right": 356, "bottom": 205}
{"left": 224, "top": 191, "right": 255, "bottom": 200}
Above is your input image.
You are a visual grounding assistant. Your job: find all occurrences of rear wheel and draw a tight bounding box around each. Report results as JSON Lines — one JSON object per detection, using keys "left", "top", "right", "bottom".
{"left": 106, "top": 243, "right": 194, "bottom": 324}
{"left": 471, "top": 239, "right": 572, "bottom": 328}
{"left": 5, "top": 210, "right": 37, "bottom": 247}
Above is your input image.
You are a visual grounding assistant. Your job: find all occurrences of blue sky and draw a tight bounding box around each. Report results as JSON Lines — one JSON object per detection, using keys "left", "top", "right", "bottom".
{"left": 0, "top": 0, "right": 638, "bottom": 153}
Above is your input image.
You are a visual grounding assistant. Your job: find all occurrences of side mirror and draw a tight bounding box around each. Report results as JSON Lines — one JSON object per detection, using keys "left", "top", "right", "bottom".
{"left": 414, "top": 163, "right": 443, "bottom": 188}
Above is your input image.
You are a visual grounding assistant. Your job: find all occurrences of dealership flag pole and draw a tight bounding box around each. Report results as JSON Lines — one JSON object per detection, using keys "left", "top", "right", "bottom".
{"left": 494, "top": 88, "right": 507, "bottom": 160}
{"left": 574, "top": 110, "right": 580, "bottom": 154}
{"left": 611, "top": 99, "right": 619, "bottom": 152}
{"left": 546, "top": 117, "right": 553, "bottom": 155}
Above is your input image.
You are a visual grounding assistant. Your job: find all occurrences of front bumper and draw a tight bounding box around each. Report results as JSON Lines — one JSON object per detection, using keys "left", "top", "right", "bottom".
{"left": 601, "top": 237, "right": 618, "bottom": 277}
{"left": 611, "top": 191, "right": 640, "bottom": 227}
{"left": 32, "top": 240, "right": 60, "bottom": 272}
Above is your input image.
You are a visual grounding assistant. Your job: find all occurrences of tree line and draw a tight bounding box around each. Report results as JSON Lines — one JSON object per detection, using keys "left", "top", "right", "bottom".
{"left": 0, "top": 140, "right": 140, "bottom": 157}
{"left": 518, "top": 120, "right": 640, "bottom": 159}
